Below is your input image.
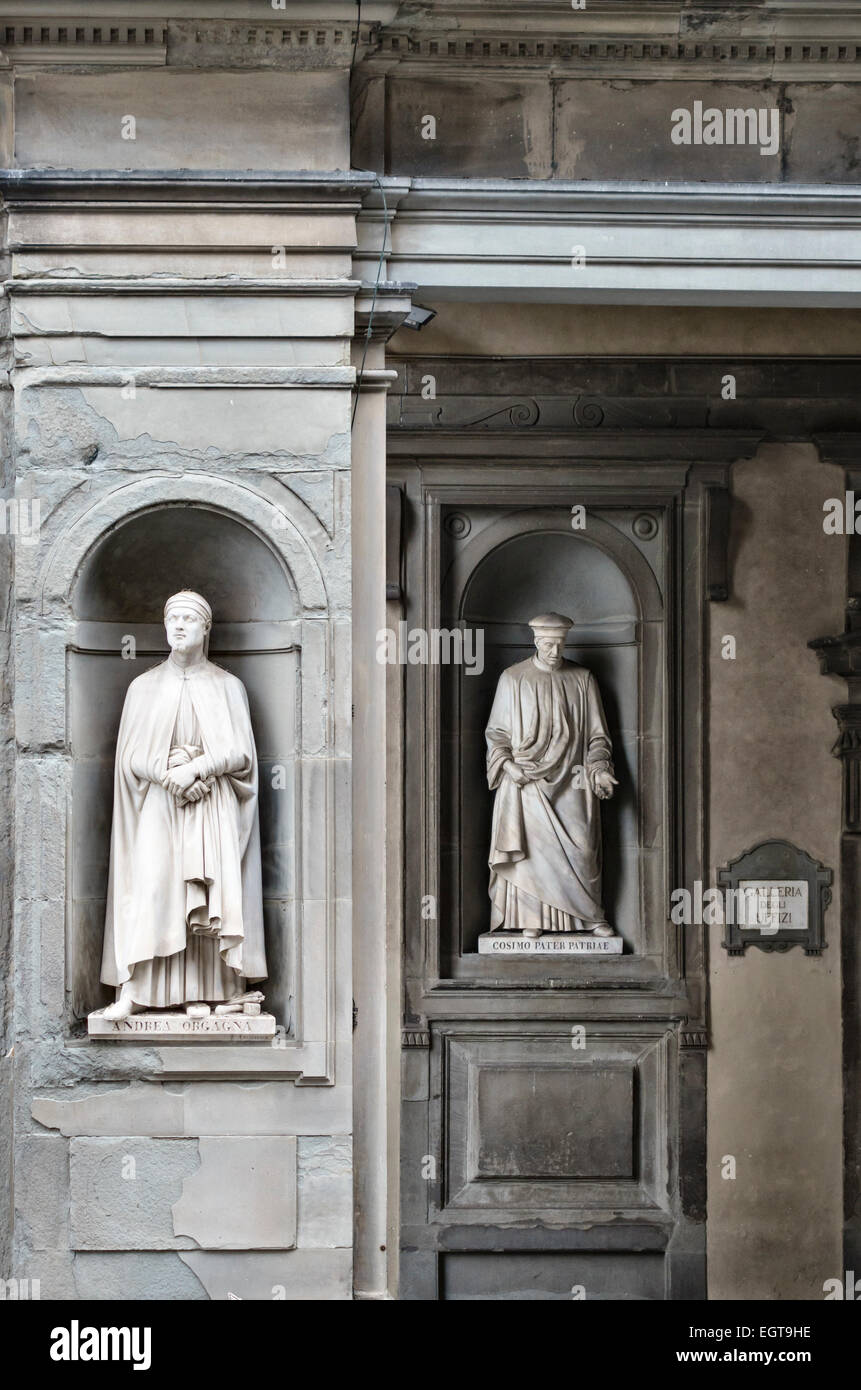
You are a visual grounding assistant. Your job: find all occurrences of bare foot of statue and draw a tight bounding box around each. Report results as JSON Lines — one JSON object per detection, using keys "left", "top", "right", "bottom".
{"left": 103, "top": 982, "right": 142, "bottom": 1021}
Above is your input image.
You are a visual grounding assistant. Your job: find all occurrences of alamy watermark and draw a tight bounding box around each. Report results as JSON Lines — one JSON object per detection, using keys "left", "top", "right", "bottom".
{"left": 50, "top": 1321, "right": 151, "bottom": 1370}
{"left": 670, "top": 882, "right": 801, "bottom": 931}
{"left": 0, "top": 498, "right": 41, "bottom": 546}
{"left": 376, "top": 622, "right": 484, "bottom": 675}
{"left": 823, "top": 1271, "right": 861, "bottom": 1300}
{"left": 0, "top": 1276, "right": 40, "bottom": 1299}
{"left": 671, "top": 101, "right": 780, "bottom": 157}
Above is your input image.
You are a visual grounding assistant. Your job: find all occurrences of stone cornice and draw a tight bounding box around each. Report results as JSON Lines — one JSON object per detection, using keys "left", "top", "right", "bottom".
{"left": 8, "top": 174, "right": 861, "bottom": 308}
{"left": 367, "top": 179, "right": 861, "bottom": 308}
{"left": 0, "top": 169, "right": 379, "bottom": 204}
{"left": 4, "top": 276, "right": 362, "bottom": 294}
{"left": 165, "top": 18, "right": 379, "bottom": 69}
{"left": 4, "top": 4, "right": 861, "bottom": 77}
{"left": 1, "top": 2, "right": 397, "bottom": 13}
{"left": 0, "top": 16, "right": 168, "bottom": 66}
{"left": 367, "top": 8, "right": 861, "bottom": 81}
{"left": 0, "top": 10, "right": 384, "bottom": 68}
{"left": 9, "top": 364, "right": 358, "bottom": 385}
{"left": 384, "top": 177, "right": 861, "bottom": 222}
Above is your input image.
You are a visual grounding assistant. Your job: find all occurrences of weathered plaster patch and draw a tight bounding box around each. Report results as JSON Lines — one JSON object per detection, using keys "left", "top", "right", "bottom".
{"left": 74, "top": 1250, "right": 208, "bottom": 1300}
{"left": 172, "top": 1136, "right": 297, "bottom": 1251}
{"left": 14, "top": 383, "right": 351, "bottom": 471}
{"left": 297, "top": 1136, "right": 352, "bottom": 1248}
{"left": 14, "top": 1134, "right": 69, "bottom": 1252}
{"left": 282, "top": 472, "right": 336, "bottom": 537}
{"left": 179, "top": 1247, "right": 351, "bottom": 1300}
{"left": 70, "top": 1136, "right": 200, "bottom": 1250}
{"left": 33, "top": 1081, "right": 185, "bottom": 1138}
{"left": 75, "top": 385, "right": 348, "bottom": 460}
{"left": 26, "top": 1040, "right": 166, "bottom": 1090}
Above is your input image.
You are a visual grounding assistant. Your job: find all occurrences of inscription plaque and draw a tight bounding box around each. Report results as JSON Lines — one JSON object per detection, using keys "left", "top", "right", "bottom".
{"left": 718, "top": 840, "right": 831, "bottom": 956}
{"left": 88, "top": 1010, "right": 276, "bottom": 1039}
{"left": 737, "top": 880, "right": 808, "bottom": 934}
{"left": 478, "top": 932, "right": 622, "bottom": 954}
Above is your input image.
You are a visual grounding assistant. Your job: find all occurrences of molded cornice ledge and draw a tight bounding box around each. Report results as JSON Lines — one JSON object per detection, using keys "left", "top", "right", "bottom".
{"left": 373, "top": 178, "right": 861, "bottom": 308}
{"left": 0, "top": 168, "right": 380, "bottom": 203}
{"left": 365, "top": 1, "right": 861, "bottom": 81}
{"left": 5, "top": 171, "right": 861, "bottom": 307}
{"left": 0, "top": 4, "right": 397, "bottom": 68}
{"left": 4, "top": 3, "right": 861, "bottom": 76}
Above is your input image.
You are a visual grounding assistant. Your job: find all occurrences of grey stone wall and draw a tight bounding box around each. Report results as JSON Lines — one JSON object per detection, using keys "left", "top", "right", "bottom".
{"left": 7, "top": 378, "right": 355, "bottom": 1298}
{"left": 1, "top": 47, "right": 362, "bottom": 1292}
{"left": 708, "top": 442, "right": 845, "bottom": 1299}
{"left": 357, "top": 76, "right": 861, "bottom": 182}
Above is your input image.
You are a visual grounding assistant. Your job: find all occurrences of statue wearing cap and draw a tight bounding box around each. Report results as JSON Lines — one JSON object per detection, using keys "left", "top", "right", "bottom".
{"left": 486, "top": 613, "right": 618, "bottom": 939}
{"left": 99, "top": 590, "right": 267, "bottom": 1020}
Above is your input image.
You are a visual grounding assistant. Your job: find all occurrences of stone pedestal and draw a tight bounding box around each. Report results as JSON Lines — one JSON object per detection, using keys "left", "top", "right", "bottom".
{"left": 88, "top": 1010, "right": 277, "bottom": 1040}
{"left": 478, "top": 931, "right": 623, "bottom": 955}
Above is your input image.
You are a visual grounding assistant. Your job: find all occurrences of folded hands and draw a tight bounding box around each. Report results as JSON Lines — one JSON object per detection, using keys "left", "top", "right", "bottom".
{"left": 162, "top": 744, "right": 214, "bottom": 806}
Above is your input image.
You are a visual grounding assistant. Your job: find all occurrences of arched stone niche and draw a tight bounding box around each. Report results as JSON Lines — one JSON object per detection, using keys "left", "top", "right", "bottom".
{"left": 68, "top": 504, "right": 300, "bottom": 1025}
{"left": 439, "top": 506, "right": 665, "bottom": 969}
{"left": 18, "top": 472, "right": 339, "bottom": 1078}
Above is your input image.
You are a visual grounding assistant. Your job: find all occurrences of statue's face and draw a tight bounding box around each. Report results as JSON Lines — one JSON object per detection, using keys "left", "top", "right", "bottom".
{"left": 534, "top": 634, "right": 565, "bottom": 668}
{"left": 165, "top": 605, "right": 210, "bottom": 655}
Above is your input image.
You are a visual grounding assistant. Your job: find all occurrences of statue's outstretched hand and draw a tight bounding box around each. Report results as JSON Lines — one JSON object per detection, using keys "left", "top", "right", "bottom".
{"left": 592, "top": 769, "right": 618, "bottom": 800}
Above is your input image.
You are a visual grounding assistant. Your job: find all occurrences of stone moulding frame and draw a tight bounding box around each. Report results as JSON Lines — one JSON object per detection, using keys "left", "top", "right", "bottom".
{"left": 16, "top": 470, "right": 340, "bottom": 1084}
{"left": 437, "top": 499, "right": 666, "bottom": 980}
{"left": 399, "top": 472, "right": 703, "bottom": 1005}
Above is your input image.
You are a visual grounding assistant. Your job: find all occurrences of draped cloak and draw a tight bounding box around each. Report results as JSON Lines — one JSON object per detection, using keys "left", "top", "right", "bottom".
{"left": 486, "top": 657, "right": 614, "bottom": 933}
{"left": 101, "top": 656, "right": 267, "bottom": 1002}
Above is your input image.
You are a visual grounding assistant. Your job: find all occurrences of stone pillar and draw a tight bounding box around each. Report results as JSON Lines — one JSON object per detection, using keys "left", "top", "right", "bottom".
{"left": 351, "top": 322, "right": 400, "bottom": 1297}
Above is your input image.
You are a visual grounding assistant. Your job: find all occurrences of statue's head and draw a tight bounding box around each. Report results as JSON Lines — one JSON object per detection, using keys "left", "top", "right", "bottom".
{"left": 528, "top": 612, "right": 573, "bottom": 670}
{"left": 164, "top": 591, "right": 212, "bottom": 658}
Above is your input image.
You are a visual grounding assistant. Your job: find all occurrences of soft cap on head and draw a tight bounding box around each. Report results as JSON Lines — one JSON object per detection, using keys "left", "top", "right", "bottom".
{"left": 528, "top": 612, "right": 574, "bottom": 638}
{"left": 164, "top": 590, "right": 212, "bottom": 626}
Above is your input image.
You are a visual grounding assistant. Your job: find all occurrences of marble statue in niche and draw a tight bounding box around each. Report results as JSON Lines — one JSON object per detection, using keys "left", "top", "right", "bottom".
{"left": 89, "top": 590, "right": 272, "bottom": 1036}
{"left": 484, "top": 613, "right": 620, "bottom": 952}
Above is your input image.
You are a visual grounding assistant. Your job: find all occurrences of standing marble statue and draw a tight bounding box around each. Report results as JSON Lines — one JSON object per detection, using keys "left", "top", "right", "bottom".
{"left": 99, "top": 591, "right": 267, "bottom": 1021}
{"left": 486, "top": 613, "right": 618, "bottom": 939}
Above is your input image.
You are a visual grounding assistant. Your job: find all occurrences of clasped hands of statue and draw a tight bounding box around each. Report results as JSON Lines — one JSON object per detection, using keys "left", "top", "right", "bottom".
{"left": 161, "top": 744, "right": 215, "bottom": 806}
{"left": 504, "top": 757, "right": 618, "bottom": 800}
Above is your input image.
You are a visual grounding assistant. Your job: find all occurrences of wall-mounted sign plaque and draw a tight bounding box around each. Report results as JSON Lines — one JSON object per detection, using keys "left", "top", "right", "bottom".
{"left": 718, "top": 840, "right": 831, "bottom": 956}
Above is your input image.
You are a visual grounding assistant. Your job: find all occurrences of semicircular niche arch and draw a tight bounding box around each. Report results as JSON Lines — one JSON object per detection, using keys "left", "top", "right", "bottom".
{"left": 440, "top": 510, "right": 666, "bottom": 962}
{"left": 68, "top": 502, "right": 302, "bottom": 1027}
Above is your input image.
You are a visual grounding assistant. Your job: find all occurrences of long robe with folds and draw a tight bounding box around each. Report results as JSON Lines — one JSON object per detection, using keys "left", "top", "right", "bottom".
{"left": 486, "top": 656, "right": 614, "bottom": 933}
{"left": 101, "top": 655, "right": 267, "bottom": 1006}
